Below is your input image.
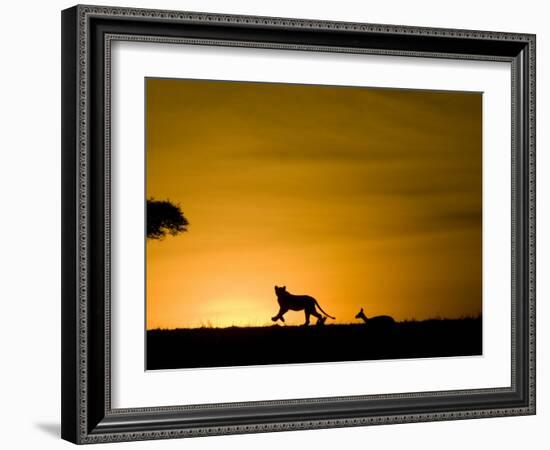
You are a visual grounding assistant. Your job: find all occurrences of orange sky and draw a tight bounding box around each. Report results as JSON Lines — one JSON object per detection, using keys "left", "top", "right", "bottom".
{"left": 146, "top": 78, "right": 482, "bottom": 329}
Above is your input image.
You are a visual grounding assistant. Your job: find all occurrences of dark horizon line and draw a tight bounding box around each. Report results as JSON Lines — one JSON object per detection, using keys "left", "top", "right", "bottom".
{"left": 147, "top": 315, "right": 482, "bottom": 332}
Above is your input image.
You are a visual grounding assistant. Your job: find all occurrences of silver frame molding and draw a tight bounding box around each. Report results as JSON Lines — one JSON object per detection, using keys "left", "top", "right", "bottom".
{"left": 61, "top": 4, "right": 536, "bottom": 444}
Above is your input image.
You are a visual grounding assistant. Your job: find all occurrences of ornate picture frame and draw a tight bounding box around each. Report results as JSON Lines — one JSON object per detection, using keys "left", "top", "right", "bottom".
{"left": 61, "top": 4, "right": 535, "bottom": 444}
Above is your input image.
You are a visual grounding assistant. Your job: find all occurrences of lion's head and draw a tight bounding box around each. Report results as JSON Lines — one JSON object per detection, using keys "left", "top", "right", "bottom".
{"left": 274, "top": 285, "right": 287, "bottom": 297}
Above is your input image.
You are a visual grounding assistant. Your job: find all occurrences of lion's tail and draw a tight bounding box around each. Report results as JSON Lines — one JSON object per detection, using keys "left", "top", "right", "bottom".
{"left": 314, "top": 300, "right": 335, "bottom": 320}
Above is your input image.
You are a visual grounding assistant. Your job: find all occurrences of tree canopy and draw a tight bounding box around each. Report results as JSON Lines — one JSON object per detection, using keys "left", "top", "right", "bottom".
{"left": 146, "top": 199, "right": 189, "bottom": 240}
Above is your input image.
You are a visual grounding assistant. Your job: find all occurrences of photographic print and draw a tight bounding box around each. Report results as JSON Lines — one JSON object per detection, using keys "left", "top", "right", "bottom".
{"left": 145, "top": 78, "right": 482, "bottom": 370}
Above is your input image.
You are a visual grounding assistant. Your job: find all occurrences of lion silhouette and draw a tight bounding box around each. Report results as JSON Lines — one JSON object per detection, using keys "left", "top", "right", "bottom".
{"left": 271, "top": 285, "right": 335, "bottom": 326}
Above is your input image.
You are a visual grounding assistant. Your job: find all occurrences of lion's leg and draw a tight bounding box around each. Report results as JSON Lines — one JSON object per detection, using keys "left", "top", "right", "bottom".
{"left": 311, "top": 309, "right": 325, "bottom": 325}
{"left": 272, "top": 308, "right": 287, "bottom": 322}
{"left": 303, "top": 311, "right": 311, "bottom": 326}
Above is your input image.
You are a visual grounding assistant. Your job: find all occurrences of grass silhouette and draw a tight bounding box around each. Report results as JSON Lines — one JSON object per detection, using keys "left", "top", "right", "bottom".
{"left": 147, "top": 317, "right": 482, "bottom": 370}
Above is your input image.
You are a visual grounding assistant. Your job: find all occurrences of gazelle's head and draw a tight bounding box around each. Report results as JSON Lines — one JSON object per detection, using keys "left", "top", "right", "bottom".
{"left": 355, "top": 308, "right": 366, "bottom": 320}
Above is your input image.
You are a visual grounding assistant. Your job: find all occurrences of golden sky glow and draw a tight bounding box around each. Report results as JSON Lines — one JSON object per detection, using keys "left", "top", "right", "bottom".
{"left": 146, "top": 78, "right": 482, "bottom": 329}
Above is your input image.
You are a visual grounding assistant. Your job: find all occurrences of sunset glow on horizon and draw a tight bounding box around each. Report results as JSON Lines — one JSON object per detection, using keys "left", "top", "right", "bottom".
{"left": 146, "top": 78, "right": 482, "bottom": 330}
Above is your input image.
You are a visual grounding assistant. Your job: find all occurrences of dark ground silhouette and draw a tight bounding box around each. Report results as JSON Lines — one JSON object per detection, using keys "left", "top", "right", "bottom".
{"left": 147, "top": 317, "right": 482, "bottom": 370}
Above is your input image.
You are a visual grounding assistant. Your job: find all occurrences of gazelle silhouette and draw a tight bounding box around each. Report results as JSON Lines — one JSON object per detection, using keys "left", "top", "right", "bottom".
{"left": 355, "top": 308, "right": 395, "bottom": 327}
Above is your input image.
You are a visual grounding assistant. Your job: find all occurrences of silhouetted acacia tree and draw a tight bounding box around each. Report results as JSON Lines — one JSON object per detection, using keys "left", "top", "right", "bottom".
{"left": 147, "top": 199, "right": 189, "bottom": 240}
